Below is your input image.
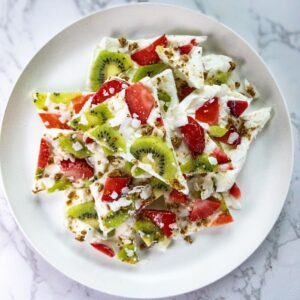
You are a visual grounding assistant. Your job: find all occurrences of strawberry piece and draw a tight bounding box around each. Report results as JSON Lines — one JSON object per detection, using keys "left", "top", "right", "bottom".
{"left": 180, "top": 117, "right": 205, "bottom": 157}
{"left": 195, "top": 97, "right": 219, "bottom": 125}
{"left": 211, "top": 148, "right": 231, "bottom": 164}
{"left": 229, "top": 182, "right": 241, "bottom": 199}
{"left": 131, "top": 35, "right": 168, "bottom": 65}
{"left": 141, "top": 209, "right": 176, "bottom": 238}
{"left": 169, "top": 189, "right": 188, "bottom": 204}
{"left": 125, "top": 83, "right": 155, "bottom": 124}
{"left": 37, "top": 138, "right": 51, "bottom": 169}
{"left": 178, "top": 84, "right": 195, "bottom": 100}
{"left": 92, "top": 79, "right": 129, "bottom": 105}
{"left": 85, "top": 137, "right": 94, "bottom": 144}
{"left": 189, "top": 198, "right": 221, "bottom": 221}
{"left": 72, "top": 94, "right": 94, "bottom": 113}
{"left": 216, "top": 125, "right": 241, "bottom": 146}
{"left": 90, "top": 243, "right": 115, "bottom": 257}
{"left": 227, "top": 100, "right": 248, "bottom": 118}
{"left": 212, "top": 213, "right": 234, "bottom": 226}
{"left": 60, "top": 159, "right": 94, "bottom": 181}
{"left": 102, "top": 176, "right": 131, "bottom": 202}
{"left": 156, "top": 117, "right": 164, "bottom": 126}
{"left": 39, "top": 113, "right": 70, "bottom": 129}
{"left": 178, "top": 38, "right": 197, "bottom": 55}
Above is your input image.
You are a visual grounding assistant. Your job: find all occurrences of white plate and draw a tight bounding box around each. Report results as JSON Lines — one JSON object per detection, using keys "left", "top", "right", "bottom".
{"left": 0, "top": 3, "right": 293, "bottom": 298}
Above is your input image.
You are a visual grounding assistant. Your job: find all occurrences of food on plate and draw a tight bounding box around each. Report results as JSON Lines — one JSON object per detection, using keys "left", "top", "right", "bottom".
{"left": 32, "top": 34, "right": 271, "bottom": 264}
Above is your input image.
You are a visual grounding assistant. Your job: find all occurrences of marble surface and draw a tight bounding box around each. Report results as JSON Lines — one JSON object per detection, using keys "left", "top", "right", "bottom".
{"left": 0, "top": 0, "right": 299, "bottom": 299}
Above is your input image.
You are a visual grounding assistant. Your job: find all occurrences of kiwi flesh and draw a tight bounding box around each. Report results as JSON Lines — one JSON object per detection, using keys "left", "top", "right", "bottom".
{"left": 133, "top": 218, "right": 164, "bottom": 247}
{"left": 50, "top": 92, "right": 82, "bottom": 105}
{"left": 132, "top": 63, "right": 167, "bottom": 82}
{"left": 67, "top": 201, "right": 99, "bottom": 229}
{"left": 205, "top": 71, "right": 230, "bottom": 85}
{"left": 130, "top": 136, "right": 177, "bottom": 184}
{"left": 59, "top": 135, "right": 92, "bottom": 159}
{"left": 33, "top": 92, "right": 47, "bottom": 110}
{"left": 181, "top": 154, "right": 218, "bottom": 174}
{"left": 48, "top": 177, "right": 71, "bottom": 193}
{"left": 90, "top": 124, "right": 126, "bottom": 153}
{"left": 117, "top": 243, "right": 138, "bottom": 264}
{"left": 89, "top": 50, "right": 133, "bottom": 91}
{"left": 70, "top": 103, "right": 113, "bottom": 131}
{"left": 102, "top": 208, "right": 130, "bottom": 229}
{"left": 157, "top": 89, "right": 171, "bottom": 112}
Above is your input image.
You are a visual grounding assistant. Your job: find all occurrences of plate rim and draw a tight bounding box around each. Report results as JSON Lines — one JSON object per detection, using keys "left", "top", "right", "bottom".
{"left": 0, "top": 3, "right": 294, "bottom": 298}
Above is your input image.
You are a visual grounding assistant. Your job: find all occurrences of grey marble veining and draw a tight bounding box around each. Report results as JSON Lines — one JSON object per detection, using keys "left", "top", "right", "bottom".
{"left": 0, "top": 0, "right": 299, "bottom": 299}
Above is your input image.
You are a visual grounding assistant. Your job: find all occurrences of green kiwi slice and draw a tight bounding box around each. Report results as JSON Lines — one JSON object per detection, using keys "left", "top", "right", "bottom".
{"left": 181, "top": 154, "right": 218, "bottom": 174}
{"left": 117, "top": 243, "right": 138, "bottom": 264}
{"left": 132, "top": 63, "right": 167, "bottom": 82}
{"left": 157, "top": 89, "right": 171, "bottom": 111}
{"left": 70, "top": 103, "right": 113, "bottom": 131}
{"left": 33, "top": 92, "right": 47, "bottom": 110}
{"left": 50, "top": 92, "right": 82, "bottom": 105}
{"left": 209, "top": 126, "right": 228, "bottom": 137}
{"left": 58, "top": 135, "right": 92, "bottom": 159}
{"left": 102, "top": 209, "right": 130, "bottom": 229}
{"left": 89, "top": 50, "right": 133, "bottom": 91}
{"left": 90, "top": 124, "right": 126, "bottom": 153}
{"left": 205, "top": 71, "right": 230, "bottom": 85}
{"left": 67, "top": 201, "right": 99, "bottom": 228}
{"left": 48, "top": 177, "right": 71, "bottom": 193}
{"left": 130, "top": 136, "right": 177, "bottom": 184}
{"left": 133, "top": 218, "right": 164, "bottom": 247}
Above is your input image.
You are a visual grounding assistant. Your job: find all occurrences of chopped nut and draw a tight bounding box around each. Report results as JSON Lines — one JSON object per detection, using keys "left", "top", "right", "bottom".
{"left": 184, "top": 235, "right": 193, "bottom": 244}
{"left": 118, "top": 37, "right": 128, "bottom": 47}
{"left": 128, "top": 42, "right": 138, "bottom": 51}
{"left": 229, "top": 61, "right": 236, "bottom": 71}
{"left": 171, "top": 136, "right": 182, "bottom": 149}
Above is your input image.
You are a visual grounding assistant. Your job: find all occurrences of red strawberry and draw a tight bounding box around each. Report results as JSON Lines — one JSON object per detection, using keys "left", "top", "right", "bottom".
{"left": 178, "top": 38, "right": 197, "bottom": 55}
{"left": 125, "top": 83, "right": 155, "bottom": 124}
{"left": 216, "top": 125, "right": 241, "bottom": 146}
{"left": 102, "top": 176, "right": 131, "bottom": 202}
{"left": 92, "top": 79, "right": 129, "bottom": 105}
{"left": 229, "top": 182, "right": 241, "bottom": 199}
{"left": 39, "top": 113, "right": 71, "bottom": 129}
{"left": 131, "top": 35, "right": 168, "bottom": 65}
{"left": 227, "top": 100, "right": 248, "bottom": 118}
{"left": 169, "top": 189, "right": 188, "bottom": 204}
{"left": 195, "top": 97, "right": 219, "bottom": 125}
{"left": 72, "top": 94, "right": 94, "bottom": 113}
{"left": 178, "top": 84, "right": 195, "bottom": 100}
{"left": 211, "top": 148, "right": 231, "bottom": 164}
{"left": 212, "top": 213, "right": 234, "bottom": 226}
{"left": 60, "top": 159, "right": 94, "bottom": 181}
{"left": 37, "top": 138, "right": 51, "bottom": 169}
{"left": 180, "top": 117, "right": 205, "bottom": 157}
{"left": 189, "top": 198, "right": 221, "bottom": 221}
{"left": 90, "top": 243, "right": 115, "bottom": 257}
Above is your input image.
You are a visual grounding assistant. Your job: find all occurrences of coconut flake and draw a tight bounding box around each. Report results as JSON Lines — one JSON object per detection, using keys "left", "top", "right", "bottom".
{"left": 72, "top": 141, "right": 83, "bottom": 151}
{"left": 227, "top": 132, "right": 239, "bottom": 144}
{"left": 110, "top": 191, "right": 119, "bottom": 200}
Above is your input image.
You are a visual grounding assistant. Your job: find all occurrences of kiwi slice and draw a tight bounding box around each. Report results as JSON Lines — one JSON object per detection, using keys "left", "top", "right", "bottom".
{"left": 150, "top": 177, "right": 169, "bottom": 191}
{"left": 50, "top": 92, "right": 82, "bottom": 105}
{"left": 209, "top": 126, "right": 228, "bottom": 137}
{"left": 181, "top": 154, "right": 218, "bottom": 174}
{"left": 70, "top": 103, "right": 113, "bottom": 131}
{"left": 102, "top": 209, "right": 130, "bottom": 229}
{"left": 132, "top": 63, "right": 167, "bottom": 82}
{"left": 205, "top": 71, "right": 230, "bottom": 85}
{"left": 48, "top": 177, "right": 71, "bottom": 193}
{"left": 117, "top": 243, "right": 138, "bottom": 264}
{"left": 130, "top": 136, "right": 177, "bottom": 184}
{"left": 59, "top": 135, "right": 92, "bottom": 159}
{"left": 157, "top": 90, "right": 171, "bottom": 112}
{"left": 133, "top": 218, "right": 164, "bottom": 247}
{"left": 89, "top": 50, "right": 133, "bottom": 91}
{"left": 33, "top": 92, "right": 47, "bottom": 110}
{"left": 131, "top": 166, "right": 148, "bottom": 178}
{"left": 67, "top": 201, "right": 99, "bottom": 228}
{"left": 90, "top": 124, "right": 126, "bottom": 153}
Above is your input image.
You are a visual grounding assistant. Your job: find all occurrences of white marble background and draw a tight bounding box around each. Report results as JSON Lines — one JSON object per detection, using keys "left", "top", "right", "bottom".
{"left": 0, "top": 0, "right": 299, "bottom": 299}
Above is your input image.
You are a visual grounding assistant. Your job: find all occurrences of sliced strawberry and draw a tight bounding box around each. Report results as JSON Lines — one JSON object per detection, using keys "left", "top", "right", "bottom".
{"left": 180, "top": 116, "right": 205, "bottom": 157}
{"left": 102, "top": 176, "right": 131, "bottom": 202}
{"left": 156, "top": 117, "right": 164, "bottom": 126}
{"left": 60, "top": 159, "right": 94, "bottom": 181}
{"left": 72, "top": 94, "right": 94, "bottom": 113}
{"left": 90, "top": 243, "right": 115, "bottom": 257}
{"left": 195, "top": 97, "right": 219, "bottom": 125}
{"left": 212, "top": 213, "right": 234, "bottom": 226}
{"left": 178, "top": 84, "right": 195, "bottom": 100}
{"left": 37, "top": 138, "right": 51, "bottom": 169}
{"left": 216, "top": 125, "right": 241, "bottom": 146}
{"left": 92, "top": 79, "right": 129, "bottom": 105}
{"left": 169, "top": 189, "right": 188, "bottom": 204}
{"left": 39, "top": 113, "right": 71, "bottom": 129}
{"left": 141, "top": 209, "right": 176, "bottom": 238}
{"left": 211, "top": 147, "right": 231, "bottom": 164}
{"left": 178, "top": 39, "right": 197, "bottom": 55}
{"left": 227, "top": 100, "right": 248, "bottom": 118}
{"left": 85, "top": 137, "right": 94, "bottom": 144}
{"left": 229, "top": 182, "right": 241, "bottom": 199}
{"left": 131, "top": 35, "right": 167, "bottom": 65}
{"left": 125, "top": 83, "right": 155, "bottom": 124}
{"left": 189, "top": 198, "right": 221, "bottom": 221}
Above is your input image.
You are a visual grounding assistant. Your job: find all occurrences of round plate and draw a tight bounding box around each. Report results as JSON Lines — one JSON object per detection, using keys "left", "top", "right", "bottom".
{"left": 0, "top": 3, "right": 293, "bottom": 298}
